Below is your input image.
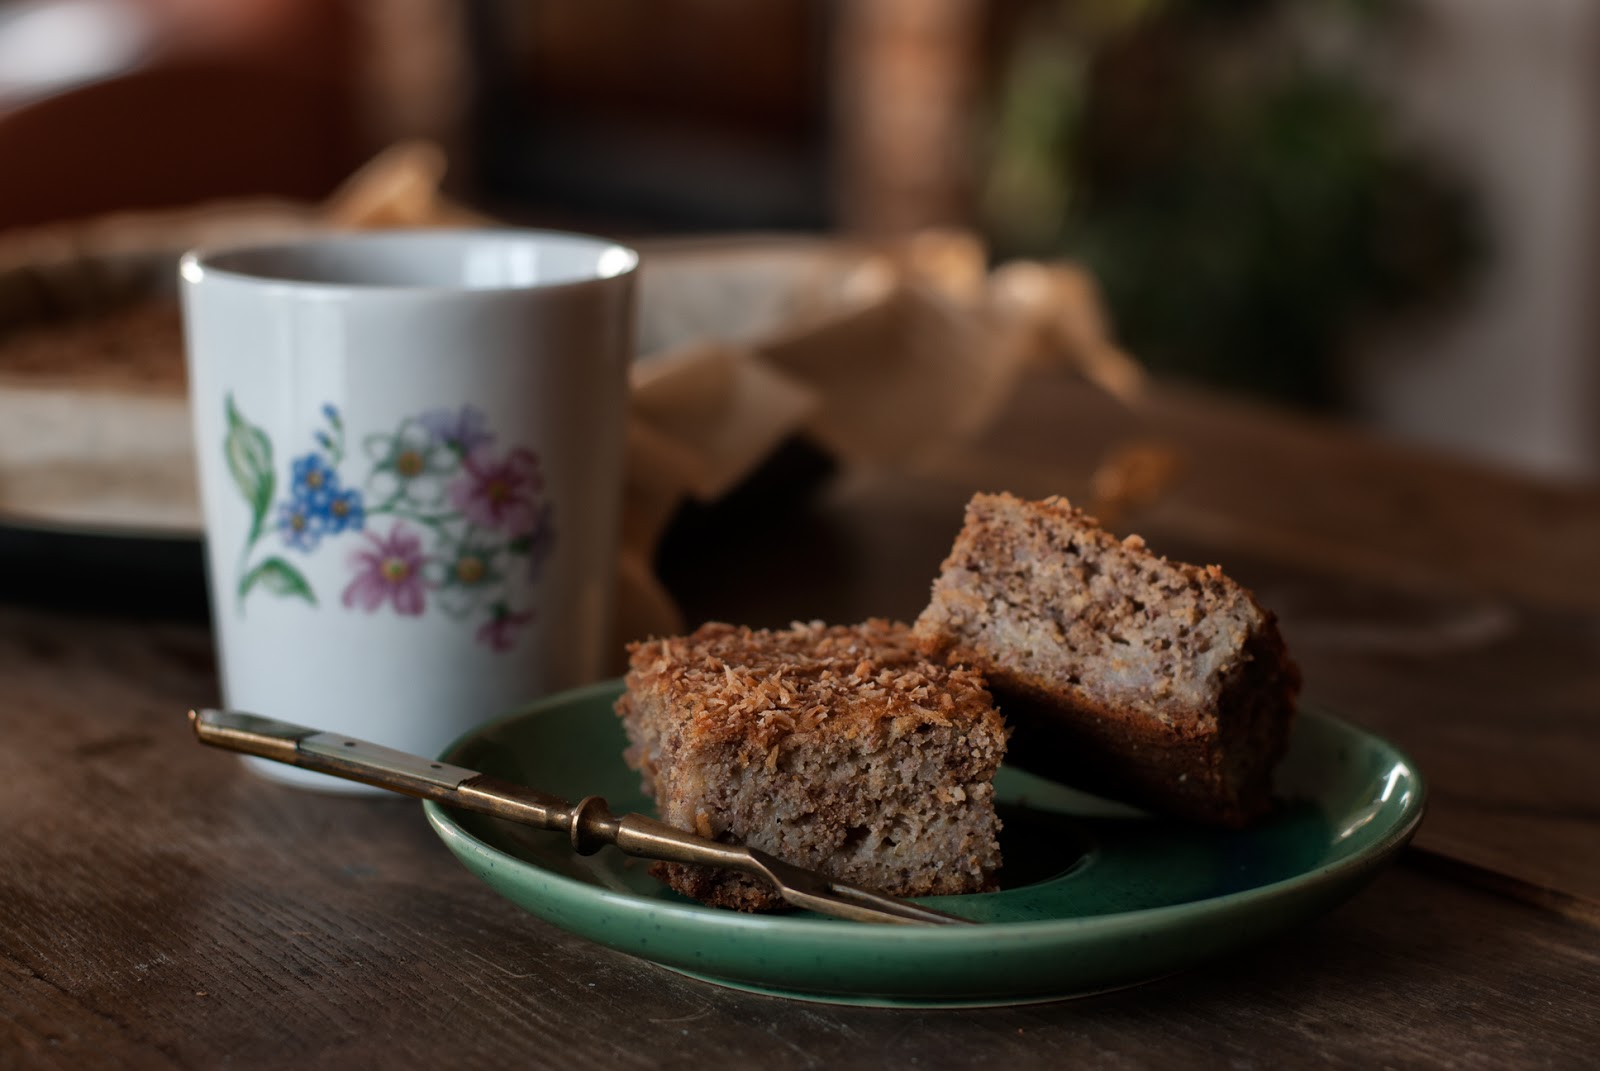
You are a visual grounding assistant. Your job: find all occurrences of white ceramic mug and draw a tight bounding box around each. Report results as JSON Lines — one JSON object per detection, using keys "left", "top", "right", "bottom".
{"left": 181, "top": 229, "right": 638, "bottom": 792}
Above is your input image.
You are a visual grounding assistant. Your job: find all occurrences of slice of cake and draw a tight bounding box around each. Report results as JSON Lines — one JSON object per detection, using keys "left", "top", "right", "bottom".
{"left": 913, "top": 493, "right": 1298, "bottom": 827}
{"left": 616, "top": 619, "right": 1007, "bottom": 911}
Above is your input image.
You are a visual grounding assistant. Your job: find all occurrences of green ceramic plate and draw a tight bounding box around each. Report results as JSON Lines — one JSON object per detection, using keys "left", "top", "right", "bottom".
{"left": 425, "top": 681, "right": 1425, "bottom": 1007}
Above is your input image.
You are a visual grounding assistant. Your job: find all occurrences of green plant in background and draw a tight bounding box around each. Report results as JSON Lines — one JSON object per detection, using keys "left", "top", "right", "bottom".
{"left": 983, "top": 0, "right": 1481, "bottom": 407}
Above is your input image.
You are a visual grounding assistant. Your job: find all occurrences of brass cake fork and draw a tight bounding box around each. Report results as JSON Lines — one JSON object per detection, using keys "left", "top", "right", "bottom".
{"left": 190, "top": 709, "right": 973, "bottom": 926}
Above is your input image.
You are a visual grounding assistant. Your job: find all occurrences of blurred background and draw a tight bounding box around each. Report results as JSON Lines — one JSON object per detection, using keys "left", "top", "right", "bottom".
{"left": 0, "top": 0, "right": 1595, "bottom": 482}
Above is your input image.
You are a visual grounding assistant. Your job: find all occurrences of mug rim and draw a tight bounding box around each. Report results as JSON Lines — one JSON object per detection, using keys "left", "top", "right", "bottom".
{"left": 179, "top": 227, "right": 639, "bottom": 298}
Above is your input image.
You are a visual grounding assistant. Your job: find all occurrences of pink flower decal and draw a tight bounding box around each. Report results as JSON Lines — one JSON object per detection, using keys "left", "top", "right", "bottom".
{"left": 476, "top": 606, "right": 533, "bottom": 652}
{"left": 342, "top": 523, "right": 429, "bottom": 616}
{"left": 449, "top": 447, "right": 543, "bottom": 536}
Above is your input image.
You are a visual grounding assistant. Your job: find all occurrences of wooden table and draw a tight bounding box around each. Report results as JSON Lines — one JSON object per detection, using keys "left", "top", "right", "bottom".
{"left": 4, "top": 369, "right": 1597, "bottom": 1067}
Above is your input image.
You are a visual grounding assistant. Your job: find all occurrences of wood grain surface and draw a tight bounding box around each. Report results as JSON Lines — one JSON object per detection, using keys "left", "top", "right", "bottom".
{"left": 4, "top": 367, "right": 1598, "bottom": 1068}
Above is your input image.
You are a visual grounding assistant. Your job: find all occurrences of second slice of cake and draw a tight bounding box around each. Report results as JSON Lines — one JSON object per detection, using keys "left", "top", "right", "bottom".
{"left": 914, "top": 493, "right": 1299, "bottom": 827}
{"left": 616, "top": 619, "right": 1006, "bottom": 911}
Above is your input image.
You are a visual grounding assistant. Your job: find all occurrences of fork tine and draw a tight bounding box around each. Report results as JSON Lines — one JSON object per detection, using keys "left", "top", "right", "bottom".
{"left": 818, "top": 879, "right": 976, "bottom": 925}
{"left": 776, "top": 883, "right": 967, "bottom": 925}
{"left": 749, "top": 850, "right": 975, "bottom": 925}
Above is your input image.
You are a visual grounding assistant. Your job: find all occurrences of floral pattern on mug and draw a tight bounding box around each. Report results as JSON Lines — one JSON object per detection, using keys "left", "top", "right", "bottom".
{"left": 225, "top": 395, "right": 554, "bottom": 652}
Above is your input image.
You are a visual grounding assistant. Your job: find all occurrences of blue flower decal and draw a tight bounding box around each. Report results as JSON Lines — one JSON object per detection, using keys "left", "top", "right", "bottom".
{"left": 279, "top": 418, "right": 365, "bottom": 552}
{"left": 292, "top": 454, "right": 336, "bottom": 497}
{"left": 325, "top": 487, "right": 365, "bottom": 534}
{"left": 277, "top": 498, "right": 328, "bottom": 551}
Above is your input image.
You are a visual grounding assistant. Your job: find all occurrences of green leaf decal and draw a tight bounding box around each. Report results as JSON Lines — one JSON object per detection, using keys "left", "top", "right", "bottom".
{"left": 225, "top": 394, "right": 275, "bottom": 547}
{"left": 238, "top": 557, "right": 317, "bottom": 606}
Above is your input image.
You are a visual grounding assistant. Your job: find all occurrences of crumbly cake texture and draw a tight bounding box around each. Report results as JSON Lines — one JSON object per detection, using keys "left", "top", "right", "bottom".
{"left": 616, "top": 619, "right": 1007, "bottom": 911}
{"left": 913, "top": 492, "right": 1299, "bottom": 827}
